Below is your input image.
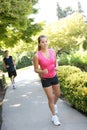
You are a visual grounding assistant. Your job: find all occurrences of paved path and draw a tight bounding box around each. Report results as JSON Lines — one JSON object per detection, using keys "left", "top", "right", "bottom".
{"left": 1, "top": 66, "right": 87, "bottom": 130}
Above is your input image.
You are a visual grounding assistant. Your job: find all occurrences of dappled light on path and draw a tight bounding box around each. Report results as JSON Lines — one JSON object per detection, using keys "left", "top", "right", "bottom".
{"left": 1, "top": 66, "right": 87, "bottom": 130}
{"left": 10, "top": 104, "right": 21, "bottom": 108}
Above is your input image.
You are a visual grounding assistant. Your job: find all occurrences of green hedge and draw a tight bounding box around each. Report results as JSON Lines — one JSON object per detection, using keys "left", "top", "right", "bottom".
{"left": 58, "top": 65, "right": 87, "bottom": 113}
{"left": 70, "top": 53, "right": 87, "bottom": 72}
{"left": 16, "top": 56, "right": 32, "bottom": 69}
{"left": 58, "top": 51, "right": 87, "bottom": 72}
{"left": 58, "top": 65, "right": 81, "bottom": 92}
{"left": 58, "top": 53, "right": 69, "bottom": 65}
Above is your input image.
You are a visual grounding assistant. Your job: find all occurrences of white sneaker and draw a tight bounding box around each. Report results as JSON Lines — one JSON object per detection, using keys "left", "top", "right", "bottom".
{"left": 13, "top": 85, "right": 16, "bottom": 89}
{"left": 12, "top": 83, "right": 16, "bottom": 89}
{"left": 52, "top": 115, "right": 61, "bottom": 126}
{"left": 54, "top": 104, "right": 58, "bottom": 114}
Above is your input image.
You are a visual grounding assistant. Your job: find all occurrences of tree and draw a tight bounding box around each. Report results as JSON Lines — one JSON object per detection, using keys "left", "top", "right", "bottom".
{"left": 41, "top": 13, "right": 87, "bottom": 53}
{"left": 0, "top": 0, "right": 42, "bottom": 47}
{"left": 63, "top": 7, "right": 74, "bottom": 17}
{"left": 56, "top": 3, "right": 64, "bottom": 19}
{"left": 77, "top": 1, "right": 83, "bottom": 13}
{"left": 56, "top": 2, "right": 74, "bottom": 19}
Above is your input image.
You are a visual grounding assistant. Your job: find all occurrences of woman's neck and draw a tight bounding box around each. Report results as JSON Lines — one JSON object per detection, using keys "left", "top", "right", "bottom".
{"left": 41, "top": 48, "right": 49, "bottom": 53}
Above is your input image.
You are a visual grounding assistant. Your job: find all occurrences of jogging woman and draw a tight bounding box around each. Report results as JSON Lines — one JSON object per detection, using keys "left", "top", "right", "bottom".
{"left": 33, "top": 35, "right": 61, "bottom": 126}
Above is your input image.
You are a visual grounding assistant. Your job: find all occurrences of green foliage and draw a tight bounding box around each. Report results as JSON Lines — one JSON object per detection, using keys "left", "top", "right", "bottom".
{"left": 42, "top": 13, "right": 87, "bottom": 52}
{"left": 77, "top": 1, "right": 83, "bottom": 13}
{"left": 70, "top": 53, "right": 86, "bottom": 71}
{"left": 59, "top": 51, "right": 87, "bottom": 72}
{"left": 57, "top": 2, "right": 74, "bottom": 19}
{"left": 58, "top": 65, "right": 81, "bottom": 92}
{"left": 58, "top": 65, "right": 87, "bottom": 113}
{"left": 0, "top": 0, "right": 42, "bottom": 47}
{"left": 16, "top": 56, "right": 32, "bottom": 69}
{"left": 56, "top": 3, "right": 64, "bottom": 19}
{"left": 65, "top": 72, "right": 87, "bottom": 112}
{"left": 0, "top": 0, "right": 32, "bottom": 28}
{"left": 21, "top": 22, "right": 42, "bottom": 43}
{"left": 58, "top": 53, "right": 69, "bottom": 65}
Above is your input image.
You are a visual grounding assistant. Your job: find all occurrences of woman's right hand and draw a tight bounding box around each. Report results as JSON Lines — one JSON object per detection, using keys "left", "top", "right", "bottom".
{"left": 42, "top": 69, "right": 48, "bottom": 74}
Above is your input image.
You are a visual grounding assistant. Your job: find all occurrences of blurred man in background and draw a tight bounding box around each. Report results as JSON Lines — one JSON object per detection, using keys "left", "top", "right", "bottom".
{"left": 3, "top": 50, "right": 17, "bottom": 89}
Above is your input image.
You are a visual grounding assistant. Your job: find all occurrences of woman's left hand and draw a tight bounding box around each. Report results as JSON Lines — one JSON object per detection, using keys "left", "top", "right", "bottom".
{"left": 54, "top": 67, "right": 58, "bottom": 71}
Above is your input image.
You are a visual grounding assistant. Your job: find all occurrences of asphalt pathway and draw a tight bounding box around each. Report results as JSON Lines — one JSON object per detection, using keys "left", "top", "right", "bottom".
{"left": 1, "top": 66, "right": 87, "bottom": 130}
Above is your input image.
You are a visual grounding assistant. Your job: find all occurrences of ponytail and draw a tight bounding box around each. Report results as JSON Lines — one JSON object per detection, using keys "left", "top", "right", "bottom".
{"left": 38, "top": 45, "right": 41, "bottom": 51}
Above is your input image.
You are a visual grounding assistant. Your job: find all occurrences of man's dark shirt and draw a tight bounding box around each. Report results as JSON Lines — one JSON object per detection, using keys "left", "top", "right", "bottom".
{"left": 3, "top": 56, "right": 15, "bottom": 72}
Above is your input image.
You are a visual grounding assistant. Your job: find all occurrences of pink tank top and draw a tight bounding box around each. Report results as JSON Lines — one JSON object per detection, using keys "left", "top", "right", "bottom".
{"left": 38, "top": 49, "right": 56, "bottom": 78}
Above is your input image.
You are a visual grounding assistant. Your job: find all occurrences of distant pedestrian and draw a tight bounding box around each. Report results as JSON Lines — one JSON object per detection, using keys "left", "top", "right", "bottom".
{"left": 3, "top": 50, "right": 17, "bottom": 89}
{"left": 33, "top": 35, "right": 61, "bottom": 126}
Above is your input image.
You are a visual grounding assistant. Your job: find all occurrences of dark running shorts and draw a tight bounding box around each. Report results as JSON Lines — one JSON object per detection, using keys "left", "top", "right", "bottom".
{"left": 8, "top": 70, "right": 17, "bottom": 78}
{"left": 41, "top": 75, "right": 59, "bottom": 88}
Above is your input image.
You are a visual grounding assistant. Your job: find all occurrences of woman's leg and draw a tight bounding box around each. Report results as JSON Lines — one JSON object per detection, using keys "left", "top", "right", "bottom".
{"left": 43, "top": 85, "right": 61, "bottom": 126}
{"left": 52, "top": 84, "right": 60, "bottom": 104}
{"left": 43, "top": 86, "right": 55, "bottom": 115}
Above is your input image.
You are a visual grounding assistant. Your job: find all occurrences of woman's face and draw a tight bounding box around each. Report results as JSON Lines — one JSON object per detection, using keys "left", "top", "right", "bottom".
{"left": 39, "top": 37, "right": 49, "bottom": 50}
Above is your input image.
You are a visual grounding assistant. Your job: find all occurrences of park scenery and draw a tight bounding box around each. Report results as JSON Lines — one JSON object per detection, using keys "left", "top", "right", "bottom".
{"left": 0, "top": 0, "right": 87, "bottom": 130}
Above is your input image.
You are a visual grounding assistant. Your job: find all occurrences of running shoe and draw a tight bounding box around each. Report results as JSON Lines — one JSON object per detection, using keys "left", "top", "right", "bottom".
{"left": 52, "top": 115, "right": 61, "bottom": 126}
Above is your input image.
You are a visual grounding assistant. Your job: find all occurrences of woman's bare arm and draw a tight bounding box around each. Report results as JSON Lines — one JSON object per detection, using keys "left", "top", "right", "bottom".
{"left": 33, "top": 54, "right": 48, "bottom": 74}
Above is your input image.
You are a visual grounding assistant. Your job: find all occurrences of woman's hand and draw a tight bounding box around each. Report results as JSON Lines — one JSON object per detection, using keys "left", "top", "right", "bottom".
{"left": 42, "top": 69, "right": 48, "bottom": 74}
{"left": 54, "top": 67, "right": 58, "bottom": 71}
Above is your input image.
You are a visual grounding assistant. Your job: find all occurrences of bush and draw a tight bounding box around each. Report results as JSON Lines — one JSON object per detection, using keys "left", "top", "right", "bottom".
{"left": 58, "top": 65, "right": 81, "bottom": 93}
{"left": 70, "top": 54, "right": 82, "bottom": 66}
{"left": 16, "top": 56, "right": 32, "bottom": 69}
{"left": 70, "top": 52, "right": 87, "bottom": 71}
{"left": 65, "top": 72, "right": 87, "bottom": 112}
{"left": 58, "top": 53, "right": 69, "bottom": 65}
{"left": 58, "top": 65, "right": 87, "bottom": 113}
{"left": 58, "top": 51, "right": 87, "bottom": 72}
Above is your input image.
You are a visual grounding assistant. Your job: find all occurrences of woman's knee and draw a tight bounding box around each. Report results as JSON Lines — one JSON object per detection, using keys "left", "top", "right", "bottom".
{"left": 53, "top": 85, "right": 60, "bottom": 98}
{"left": 56, "top": 88, "right": 60, "bottom": 97}
{"left": 56, "top": 92, "right": 60, "bottom": 98}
